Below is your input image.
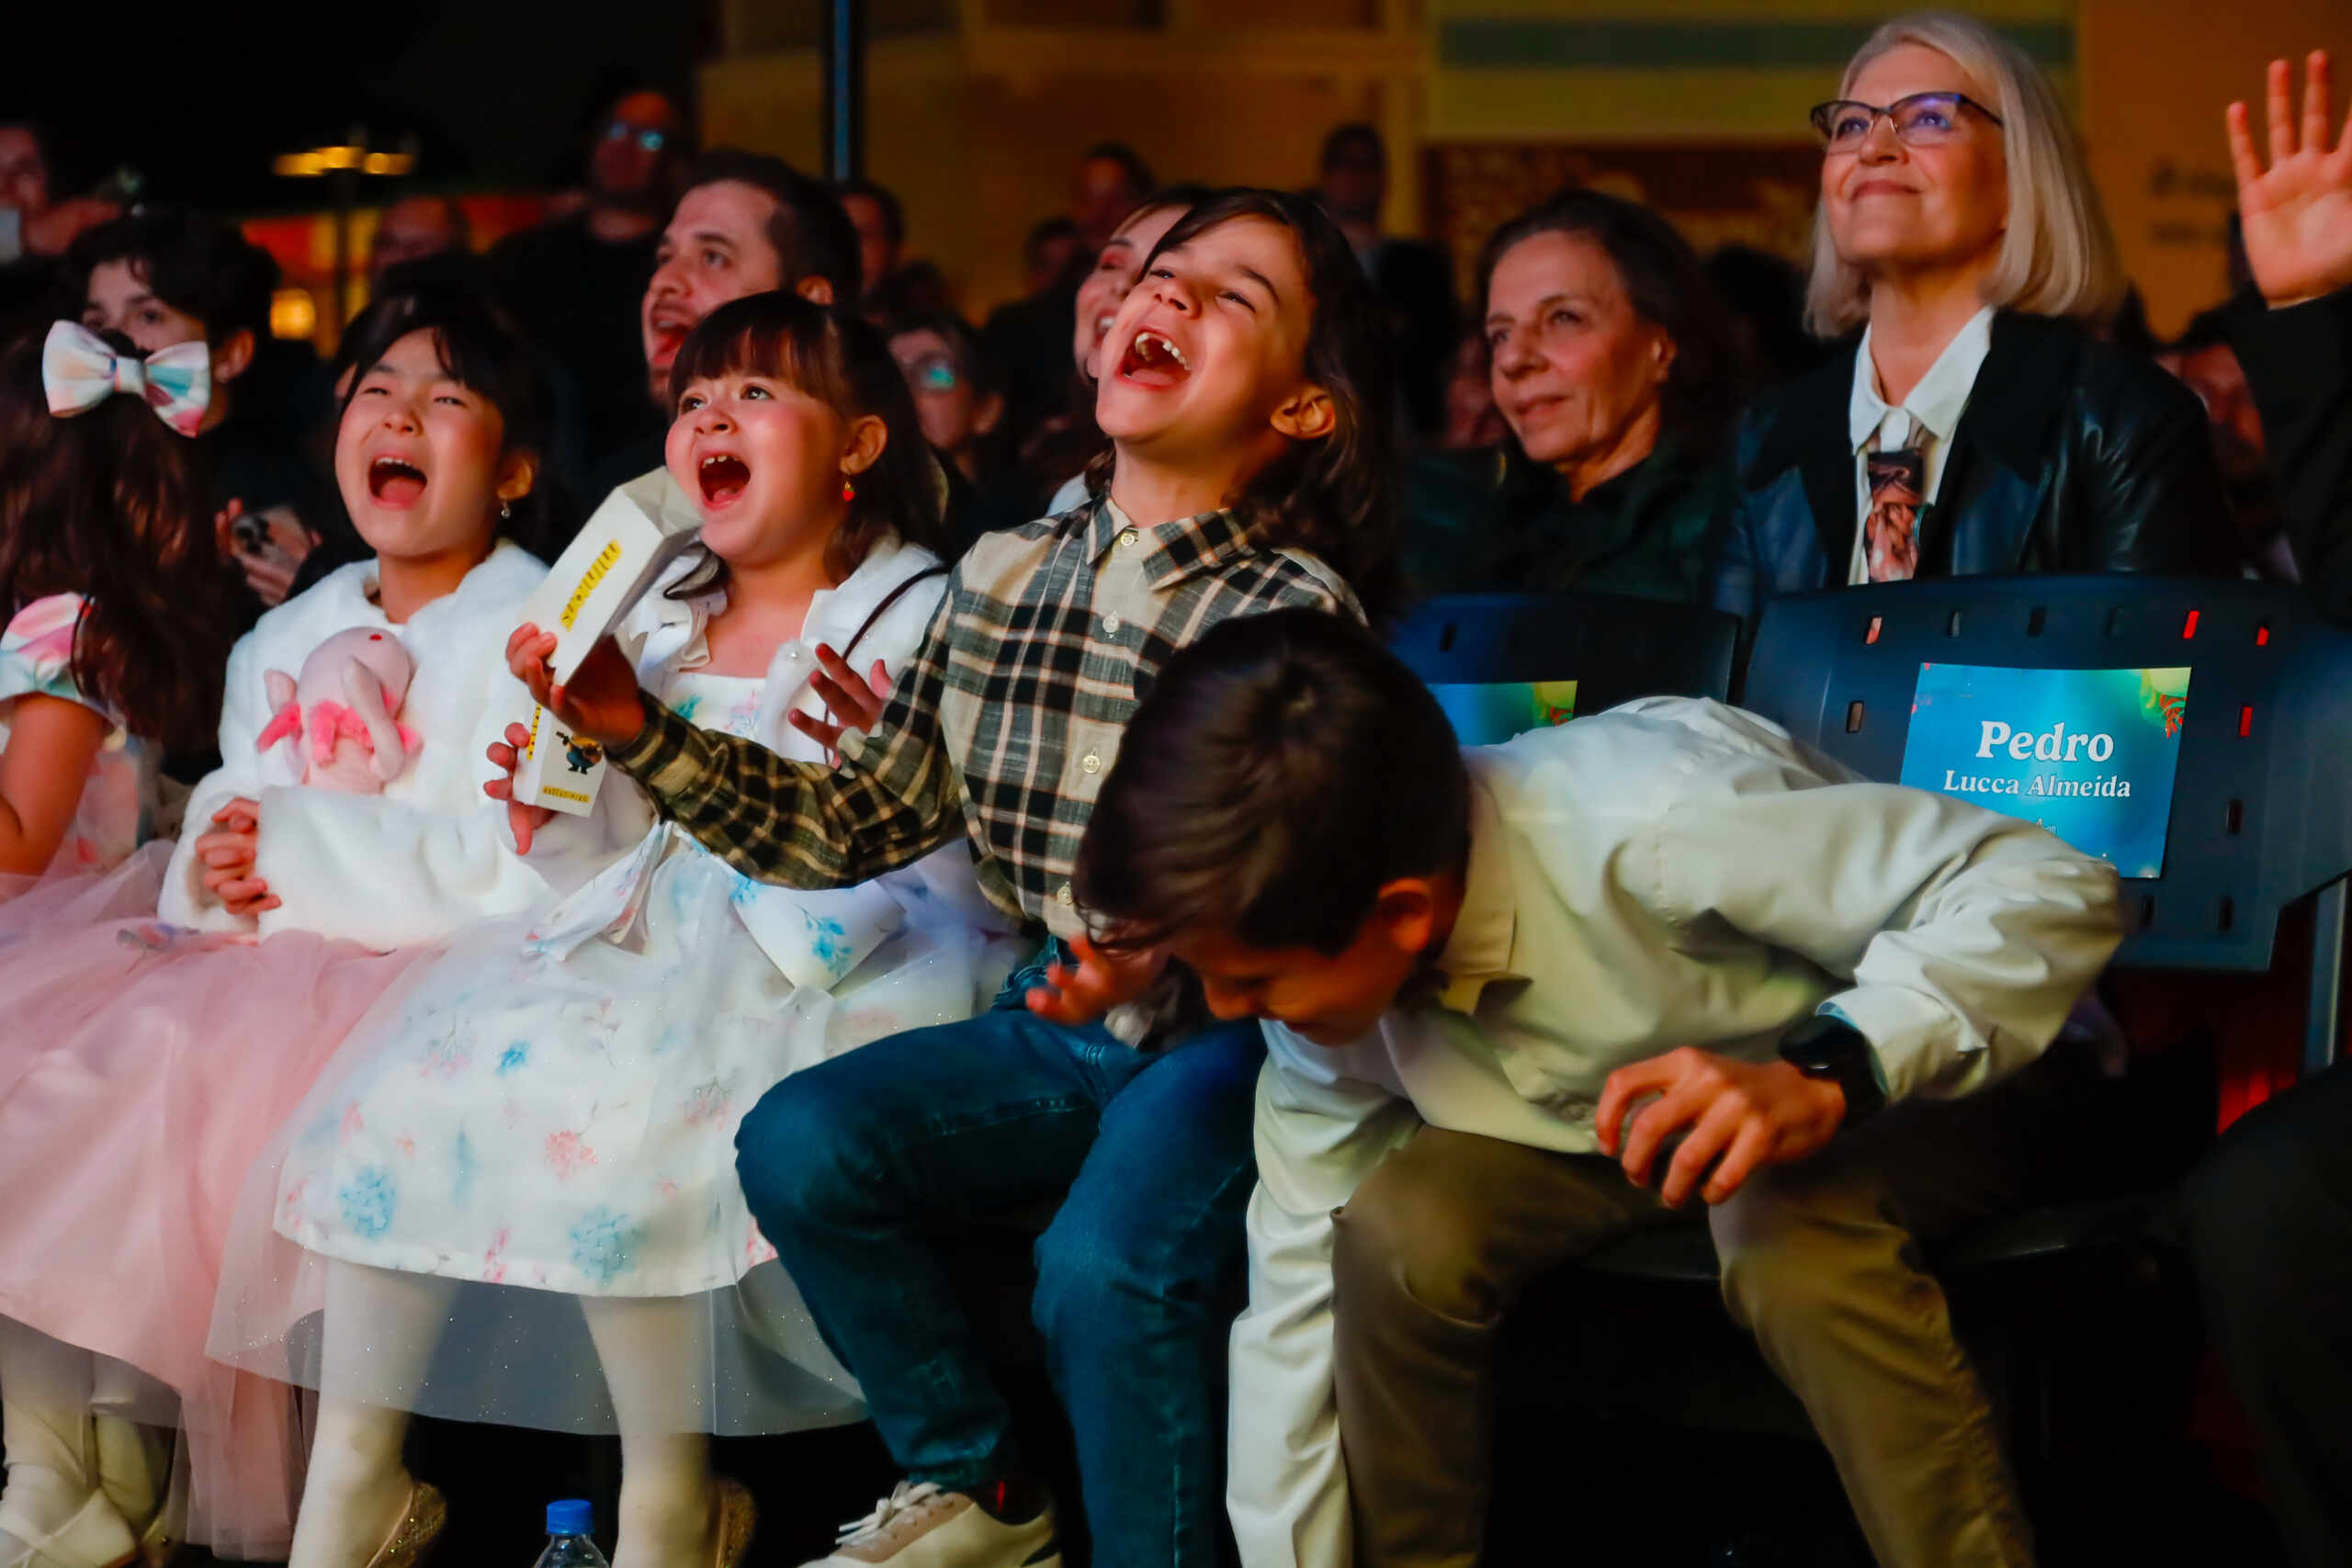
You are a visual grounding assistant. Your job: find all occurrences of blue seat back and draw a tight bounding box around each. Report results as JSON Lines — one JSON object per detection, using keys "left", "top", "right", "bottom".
{"left": 1739, "top": 575, "right": 2352, "bottom": 983}
{"left": 1390, "top": 592, "right": 1742, "bottom": 713}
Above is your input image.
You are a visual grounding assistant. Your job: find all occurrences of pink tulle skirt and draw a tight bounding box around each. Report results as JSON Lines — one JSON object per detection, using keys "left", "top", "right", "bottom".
{"left": 0, "top": 845, "right": 435, "bottom": 1561}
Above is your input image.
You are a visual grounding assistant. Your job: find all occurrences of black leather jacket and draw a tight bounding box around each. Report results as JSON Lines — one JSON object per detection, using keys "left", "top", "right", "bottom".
{"left": 1712, "top": 310, "right": 2233, "bottom": 624}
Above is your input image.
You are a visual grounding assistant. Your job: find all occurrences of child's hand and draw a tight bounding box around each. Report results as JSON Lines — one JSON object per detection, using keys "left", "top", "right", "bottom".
{"left": 506, "top": 625, "right": 646, "bottom": 748}
{"left": 483, "top": 721, "right": 558, "bottom": 854}
{"left": 1595, "top": 1047, "right": 1846, "bottom": 1208}
{"left": 1025, "top": 937, "right": 1167, "bottom": 1026}
{"left": 196, "top": 796, "right": 279, "bottom": 918}
{"left": 786, "top": 644, "right": 894, "bottom": 761}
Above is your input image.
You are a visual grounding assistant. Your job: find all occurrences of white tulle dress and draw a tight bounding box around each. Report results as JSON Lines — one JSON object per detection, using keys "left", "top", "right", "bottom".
{"left": 209, "top": 539, "right": 1015, "bottom": 1438}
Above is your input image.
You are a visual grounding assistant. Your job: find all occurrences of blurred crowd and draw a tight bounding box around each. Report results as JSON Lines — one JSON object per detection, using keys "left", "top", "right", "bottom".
{"left": 1, "top": 17, "right": 2351, "bottom": 1568}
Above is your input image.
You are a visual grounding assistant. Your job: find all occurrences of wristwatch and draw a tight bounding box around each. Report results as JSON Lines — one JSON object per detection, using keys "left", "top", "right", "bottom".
{"left": 1778, "top": 1014, "right": 1886, "bottom": 1125}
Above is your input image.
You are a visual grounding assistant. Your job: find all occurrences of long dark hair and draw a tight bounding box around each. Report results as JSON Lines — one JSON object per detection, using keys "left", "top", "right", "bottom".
{"left": 1476, "top": 187, "right": 1744, "bottom": 454}
{"left": 666, "top": 291, "right": 953, "bottom": 589}
{"left": 0, "top": 327, "right": 239, "bottom": 750}
{"left": 334, "top": 284, "right": 576, "bottom": 556}
{"left": 1082, "top": 187, "right": 1399, "bottom": 624}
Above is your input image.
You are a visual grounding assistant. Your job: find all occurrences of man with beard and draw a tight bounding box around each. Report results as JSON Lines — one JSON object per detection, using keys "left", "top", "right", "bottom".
{"left": 578, "top": 148, "right": 862, "bottom": 510}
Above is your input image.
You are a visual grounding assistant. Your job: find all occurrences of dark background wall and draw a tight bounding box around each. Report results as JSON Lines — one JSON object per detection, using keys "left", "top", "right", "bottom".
{"left": 3, "top": 2, "right": 712, "bottom": 209}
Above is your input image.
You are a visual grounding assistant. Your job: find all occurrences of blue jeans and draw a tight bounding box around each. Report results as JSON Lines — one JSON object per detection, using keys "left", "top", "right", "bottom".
{"left": 735, "top": 960, "right": 1264, "bottom": 1568}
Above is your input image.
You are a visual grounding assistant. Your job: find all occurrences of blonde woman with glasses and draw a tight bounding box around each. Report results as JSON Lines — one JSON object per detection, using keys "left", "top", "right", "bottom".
{"left": 1714, "top": 11, "right": 2233, "bottom": 624}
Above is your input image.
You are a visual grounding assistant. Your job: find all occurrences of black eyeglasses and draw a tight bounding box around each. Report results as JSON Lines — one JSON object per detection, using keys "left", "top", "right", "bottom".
{"left": 1809, "top": 91, "right": 2003, "bottom": 152}
{"left": 602, "top": 121, "right": 668, "bottom": 154}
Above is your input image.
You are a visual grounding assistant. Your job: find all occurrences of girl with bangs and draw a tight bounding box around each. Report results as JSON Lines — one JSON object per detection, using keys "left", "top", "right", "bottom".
{"left": 215, "top": 291, "right": 989, "bottom": 1568}
{"left": 0, "top": 287, "right": 603, "bottom": 1568}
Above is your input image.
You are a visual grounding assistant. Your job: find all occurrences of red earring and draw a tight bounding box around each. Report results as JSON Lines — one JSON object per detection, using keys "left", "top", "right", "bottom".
{"left": 842, "top": 478, "right": 856, "bottom": 502}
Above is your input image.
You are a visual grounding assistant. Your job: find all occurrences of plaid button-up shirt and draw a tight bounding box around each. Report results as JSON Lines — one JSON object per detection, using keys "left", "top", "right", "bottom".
{"left": 610, "top": 496, "right": 1360, "bottom": 938}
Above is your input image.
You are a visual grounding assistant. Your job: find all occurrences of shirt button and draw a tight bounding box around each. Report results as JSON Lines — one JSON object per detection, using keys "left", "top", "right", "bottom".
{"left": 1057, "top": 883, "right": 1074, "bottom": 907}
{"left": 1080, "top": 750, "right": 1102, "bottom": 774}
{"left": 1102, "top": 614, "right": 1123, "bottom": 635}
{"left": 1118, "top": 529, "right": 1139, "bottom": 548}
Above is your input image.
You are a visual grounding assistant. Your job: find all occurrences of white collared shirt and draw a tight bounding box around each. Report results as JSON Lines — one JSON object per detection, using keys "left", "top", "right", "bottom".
{"left": 1227, "top": 695, "right": 2124, "bottom": 1568}
{"left": 1846, "top": 304, "right": 1996, "bottom": 584}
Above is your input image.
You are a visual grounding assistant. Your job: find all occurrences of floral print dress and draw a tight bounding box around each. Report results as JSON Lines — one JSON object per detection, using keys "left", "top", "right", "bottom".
{"left": 272, "top": 665, "right": 984, "bottom": 1294}
{"left": 243, "top": 656, "right": 992, "bottom": 1435}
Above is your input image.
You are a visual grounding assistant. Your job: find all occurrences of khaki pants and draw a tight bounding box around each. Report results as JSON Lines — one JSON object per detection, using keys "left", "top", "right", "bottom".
{"left": 1330, "top": 1078, "right": 2057, "bottom": 1568}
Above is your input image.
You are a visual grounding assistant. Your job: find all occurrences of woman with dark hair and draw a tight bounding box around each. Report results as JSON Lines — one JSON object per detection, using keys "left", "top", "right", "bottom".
{"left": 1403, "top": 186, "right": 1739, "bottom": 604}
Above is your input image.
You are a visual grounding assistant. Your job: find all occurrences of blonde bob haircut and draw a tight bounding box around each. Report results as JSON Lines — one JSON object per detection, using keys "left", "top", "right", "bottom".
{"left": 1804, "top": 11, "right": 2125, "bottom": 337}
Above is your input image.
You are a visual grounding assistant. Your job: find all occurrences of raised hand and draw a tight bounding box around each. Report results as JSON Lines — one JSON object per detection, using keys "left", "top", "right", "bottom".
{"left": 2228, "top": 51, "right": 2352, "bottom": 306}
{"left": 505, "top": 624, "right": 647, "bottom": 749}
{"left": 786, "top": 643, "right": 894, "bottom": 761}
{"left": 482, "top": 720, "right": 558, "bottom": 854}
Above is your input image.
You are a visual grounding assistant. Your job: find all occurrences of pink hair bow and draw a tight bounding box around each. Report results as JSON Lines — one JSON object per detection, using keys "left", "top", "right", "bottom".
{"left": 41, "top": 321, "right": 211, "bottom": 437}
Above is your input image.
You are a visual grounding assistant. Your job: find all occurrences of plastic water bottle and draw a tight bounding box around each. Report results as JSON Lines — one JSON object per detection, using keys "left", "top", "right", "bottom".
{"left": 533, "top": 1500, "right": 608, "bottom": 1567}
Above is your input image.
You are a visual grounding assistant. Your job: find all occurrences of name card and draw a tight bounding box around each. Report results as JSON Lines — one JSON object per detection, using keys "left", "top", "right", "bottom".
{"left": 1900, "top": 662, "right": 2191, "bottom": 878}
{"left": 1431, "top": 680, "right": 1579, "bottom": 746}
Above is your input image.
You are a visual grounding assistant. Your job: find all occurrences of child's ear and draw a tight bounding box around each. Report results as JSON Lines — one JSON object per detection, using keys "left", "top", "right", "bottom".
{"left": 1270, "top": 382, "right": 1338, "bottom": 443}
{"left": 794, "top": 276, "right": 836, "bottom": 308}
{"left": 1372, "top": 877, "right": 1443, "bottom": 959}
{"left": 494, "top": 448, "right": 539, "bottom": 508}
{"left": 211, "top": 328, "right": 256, "bottom": 387}
{"left": 973, "top": 389, "right": 1006, "bottom": 440}
{"left": 840, "top": 412, "right": 888, "bottom": 478}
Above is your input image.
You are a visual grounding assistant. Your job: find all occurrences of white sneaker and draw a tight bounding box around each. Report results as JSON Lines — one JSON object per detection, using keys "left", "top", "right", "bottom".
{"left": 803, "top": 1482, "right": 1059, "bottom": 1567}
